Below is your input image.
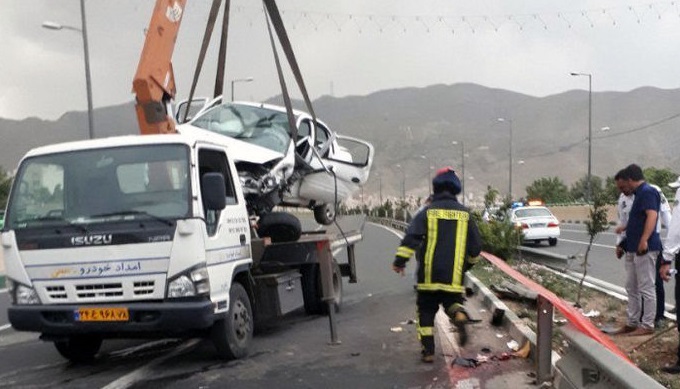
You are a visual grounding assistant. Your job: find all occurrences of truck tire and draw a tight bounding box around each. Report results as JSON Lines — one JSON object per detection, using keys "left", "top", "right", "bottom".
{"left": 301, "top": 259, "right": 343, "bottom": 315}
{"left": 53, "top": 336, "right": 102, "bottom": 363}
{"left": 258, "top": 212, "right": 301, "bottom": 243}
{"left": 314, "top": 203, "right": 336, "bottom": 225}
{"left": 211, "top": 282, "right": 253, "bottom": 360}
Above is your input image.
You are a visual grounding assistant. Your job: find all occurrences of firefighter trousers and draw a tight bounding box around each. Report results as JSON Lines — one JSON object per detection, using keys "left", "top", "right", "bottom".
{"left": 416, "top": 290, "right": 465, "bottom": 355}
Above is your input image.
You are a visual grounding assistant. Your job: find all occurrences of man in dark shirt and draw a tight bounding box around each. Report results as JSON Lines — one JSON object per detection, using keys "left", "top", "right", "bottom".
{"left": 618, "top": 164, "right": 661, "bottom": 336}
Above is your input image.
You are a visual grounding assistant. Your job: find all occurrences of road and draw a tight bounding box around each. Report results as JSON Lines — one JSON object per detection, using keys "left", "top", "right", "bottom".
{"left": 0, "top": 216, "right": 464, "bottom": 388}
{"left": 525, "top": 223, "right": 676, "bottom": 306}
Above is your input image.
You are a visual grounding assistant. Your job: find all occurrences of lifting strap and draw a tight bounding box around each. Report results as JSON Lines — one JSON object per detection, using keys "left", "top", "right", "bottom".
{"left": 183, "top": 0, "right": 222, "bottom": 123}
{"left": 214, "top": 0, "right": 231, "bottom": 98}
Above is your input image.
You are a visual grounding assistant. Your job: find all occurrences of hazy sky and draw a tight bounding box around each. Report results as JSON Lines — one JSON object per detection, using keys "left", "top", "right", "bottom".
{"left": 2, "top": 0, "right": 680, "bottom": 120}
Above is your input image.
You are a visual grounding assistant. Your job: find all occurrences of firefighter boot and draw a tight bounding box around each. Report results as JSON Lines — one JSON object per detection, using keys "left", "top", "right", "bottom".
{"left": 420, "top": 336, "right": 435, "bottom": 363}
{"left": 446, "top": 304, "right": 469, "bottom": 346}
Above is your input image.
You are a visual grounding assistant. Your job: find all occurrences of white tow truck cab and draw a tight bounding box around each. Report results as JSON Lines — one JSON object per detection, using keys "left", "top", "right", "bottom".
{"left": 3, "top": 132, "right": 359, "bottom": 362}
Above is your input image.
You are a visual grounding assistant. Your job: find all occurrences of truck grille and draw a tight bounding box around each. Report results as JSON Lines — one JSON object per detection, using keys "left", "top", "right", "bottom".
{"left": 76, "top": 283, "right": 123, "bottom": 298}
{"left": 40, "top": 279, "right": 160, "bottom": 302}
{"left": 46, "top": 286, "right": 67, "bottom": 300}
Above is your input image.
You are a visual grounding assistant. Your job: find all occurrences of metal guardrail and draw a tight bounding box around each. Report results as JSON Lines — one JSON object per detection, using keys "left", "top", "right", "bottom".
{"left": 368, "top": 216, "right": 664, "bottom": 388}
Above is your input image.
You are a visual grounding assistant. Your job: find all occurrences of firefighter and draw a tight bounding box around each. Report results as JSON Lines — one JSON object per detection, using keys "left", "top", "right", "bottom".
{"left": 392, "top": 167, "right": 482, "bottom": 363}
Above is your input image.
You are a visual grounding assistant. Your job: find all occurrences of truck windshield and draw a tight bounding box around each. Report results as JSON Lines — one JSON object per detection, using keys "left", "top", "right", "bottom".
{"left": 191, "top": 103, "right": 292, "bottom": 154}
{"left": 6, "top": 144, "right": 190, "bottom": 229}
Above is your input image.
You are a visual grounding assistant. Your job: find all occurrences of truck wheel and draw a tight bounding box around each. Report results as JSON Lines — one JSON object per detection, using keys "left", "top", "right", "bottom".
{"left": 301, "top": 259, "right": 343, "bottom": 315}
{"left": 548, "top": 238, "right": 558, "bottom": 246}
{"left": 258, "top": 212, "right": 301, "bottom": 243}
{"left": 314, "top": 203, "right": 335, "bottom": 225}
{"left": 53, "top": 336, "right": 102, "bottom": 363}
{"left": 211, "top": 282, "right": 253, "bottom": 360}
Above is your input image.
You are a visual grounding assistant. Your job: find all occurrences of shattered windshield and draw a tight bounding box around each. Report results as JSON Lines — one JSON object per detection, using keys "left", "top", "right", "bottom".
{"left": 6, "top": 144, "right": 190, "bottom": 229}
{"left": 191, "top": 103, "right": 292, "bottom": 154}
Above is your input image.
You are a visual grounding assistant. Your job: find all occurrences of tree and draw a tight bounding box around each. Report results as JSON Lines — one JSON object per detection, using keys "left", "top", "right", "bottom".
{"left": 569, "top": 175, "right": 604, "bottom": 203}
{"left": 643, "top": 167, "right": 677, "bottom": 199}
{"left": 484, "top": 185, "right": 499, "bottom": 209}
{"left": 575, "top": 192, "right": 609, "bottom": 307}
{"left": 525, "top": 176, "right": 571, "bottom": 204}
{"left": 0, "top": 168, "right": 13, "bottom": 208}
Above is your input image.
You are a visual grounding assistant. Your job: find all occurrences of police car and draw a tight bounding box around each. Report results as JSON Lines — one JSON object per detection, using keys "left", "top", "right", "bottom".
{"left": 508, "top": 200, "right": 560, "bottom": 246}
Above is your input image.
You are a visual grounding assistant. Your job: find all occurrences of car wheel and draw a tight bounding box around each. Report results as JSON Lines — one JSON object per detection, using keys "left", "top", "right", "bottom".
{"left": 314, "top": 203, "right": 336, "bottom": 225}
{"left": 54, "top": 336, "right": 102, "bottom": 363}
{"left": 211, "top": 282, "right": 253, "bottom": 360}
{"left": 258, "top": 212, "right": 302, "bottom": 242}
{"left": 301, "top": 259, "right": 342, "bottom": 315}
{"left": 548, "top": 238, "right": 558, "bottom": 246}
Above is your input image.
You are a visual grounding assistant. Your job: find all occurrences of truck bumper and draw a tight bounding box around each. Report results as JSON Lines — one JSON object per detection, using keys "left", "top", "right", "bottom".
{"left": 8, "top": 300, "right": 218, "bottom": 338}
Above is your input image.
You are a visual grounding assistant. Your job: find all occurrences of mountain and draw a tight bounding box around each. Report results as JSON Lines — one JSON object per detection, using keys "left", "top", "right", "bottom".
{"left": 2, "top": 83, "right": 679, "bottom": 203}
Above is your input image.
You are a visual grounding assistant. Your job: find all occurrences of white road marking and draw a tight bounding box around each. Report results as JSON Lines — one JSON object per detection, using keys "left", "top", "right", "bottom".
{"left": 558, "top": 238, "right": 615, "bottom": 249}
{"left": 0, "top": 324, "right": 11, "bottom": 332}
{"left": 0, "top": 288, "right": 7, "bottom": 294}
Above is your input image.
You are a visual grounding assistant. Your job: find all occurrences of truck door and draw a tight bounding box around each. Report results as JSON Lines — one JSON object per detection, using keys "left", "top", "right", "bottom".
{"left": 197, "top": 147, "right": 251, "bottom": 308}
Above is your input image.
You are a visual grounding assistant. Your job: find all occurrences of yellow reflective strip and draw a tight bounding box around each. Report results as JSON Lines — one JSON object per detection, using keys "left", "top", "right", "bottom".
{"left": 396, "top": 246, "right": 415, "bottom": 258}
{"left": 424, "top": 212, "right": 438, "bottom": 284}
{"left": 417, "top": 326, "right": 434, "bottom": 337}
{"left": 417, "top": 283, "right": 465, "bottom": 293}
{"left": 428, "top": 209, "right": 469, "bottom": 221}
{"left": 452, "top": 219, "right": 468, "bottom": 288}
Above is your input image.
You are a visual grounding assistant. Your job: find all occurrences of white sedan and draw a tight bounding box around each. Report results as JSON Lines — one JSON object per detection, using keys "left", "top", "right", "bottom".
{"left": 508, "top": 205, "right": 560, "bottom": 246}
{"left": 175, "top": 99, "right": 374, "bottom": 225}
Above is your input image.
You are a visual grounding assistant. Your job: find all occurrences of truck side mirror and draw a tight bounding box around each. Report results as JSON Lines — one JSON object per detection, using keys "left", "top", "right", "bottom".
{"left": 201, "top": 172, "right": 227, "bottom": 211}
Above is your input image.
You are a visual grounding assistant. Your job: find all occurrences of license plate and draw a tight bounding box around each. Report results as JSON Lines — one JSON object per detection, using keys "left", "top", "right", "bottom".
{"left": 75, "top": 307, "right": 129, "bottom": 322}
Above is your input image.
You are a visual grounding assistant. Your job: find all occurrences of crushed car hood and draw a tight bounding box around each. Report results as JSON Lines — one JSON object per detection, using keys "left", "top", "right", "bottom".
{"left": 177, "top": 124, "right": 286, "bottom": 164}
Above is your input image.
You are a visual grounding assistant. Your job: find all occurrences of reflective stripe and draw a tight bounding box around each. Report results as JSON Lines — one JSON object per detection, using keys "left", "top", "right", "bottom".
{"left": 452, "top": 218, "right": 468, "bottom": 288}
{"left": 417, "top": 326, "right": 434, "bottom": 337}
{"left": 396, "top": 246, "right": 415, "bottom": 258}
{"left": 417, "top": 283, "right": 465, "bottom": 293}
{"left": 428, "top": 209, "right": 469, "bottom": 221}
{"left": 424, "top": 213, "right": 438, "bottom": 284}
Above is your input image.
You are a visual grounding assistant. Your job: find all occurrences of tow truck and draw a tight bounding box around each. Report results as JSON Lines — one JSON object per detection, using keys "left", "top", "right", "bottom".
{"left": 3, "top": 0, "right": 364, "bottom": 362}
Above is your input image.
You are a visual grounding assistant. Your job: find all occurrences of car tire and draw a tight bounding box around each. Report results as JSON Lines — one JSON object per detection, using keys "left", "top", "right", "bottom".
{"left": 548, "top": 238, "right": 558, "bottom": 246}
{"left": 258, "top": 212, "right": 302, "bottom": 243}
{"left": 301, "top": 259, "right": 342, "bottom": 315}
{"left": 54, "top": 336, "right": 102, "bottom": 363}
{"left": 211, "top": 282, "right": 253, "bottom": 360}
{"left": 314, "top": 203, "right": 336, "bottom": 225}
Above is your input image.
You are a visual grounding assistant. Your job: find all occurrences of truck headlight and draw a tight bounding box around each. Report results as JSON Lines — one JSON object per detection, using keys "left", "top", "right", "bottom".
{"left": 8, "top": 279, "right": 41, "bottom": 305}
{"left": 167, "top": 265, "right": 210, "bottom": 298}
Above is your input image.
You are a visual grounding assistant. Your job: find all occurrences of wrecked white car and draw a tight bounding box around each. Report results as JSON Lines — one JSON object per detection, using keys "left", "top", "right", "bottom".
{"left": 176, "top": 101, "right": 374, "bottom": 225}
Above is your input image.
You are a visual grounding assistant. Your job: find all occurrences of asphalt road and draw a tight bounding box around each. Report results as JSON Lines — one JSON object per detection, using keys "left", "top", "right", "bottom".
{"left": 525, "top": 223, "right": 676, "bottom": 307}
{"left": 0, "top": 216, "right": 462, "bottom": 389}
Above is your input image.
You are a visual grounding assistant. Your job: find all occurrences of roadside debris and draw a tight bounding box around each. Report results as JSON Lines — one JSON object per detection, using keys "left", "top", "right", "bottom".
{"left": 513, "top": 341, "right": 531, "bottom": 358}
{"left": 506, "top": 340, "right": 520, "bottom": 351}
{"left": 390, "top": 326, "right": 403, "bottom": 333}
{"left": 490, "top": 281, "right": 538, "bottom": 302}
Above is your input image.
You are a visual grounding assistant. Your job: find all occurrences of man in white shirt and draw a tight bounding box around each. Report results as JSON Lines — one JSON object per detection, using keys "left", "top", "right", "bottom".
{"left": 659, "top": 177, "right": 680, "bottom": 374}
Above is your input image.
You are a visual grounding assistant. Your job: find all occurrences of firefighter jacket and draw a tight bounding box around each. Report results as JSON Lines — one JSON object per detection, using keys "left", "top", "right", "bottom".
{"left": 394, "top": 192, "right": 482, "bottom": 293}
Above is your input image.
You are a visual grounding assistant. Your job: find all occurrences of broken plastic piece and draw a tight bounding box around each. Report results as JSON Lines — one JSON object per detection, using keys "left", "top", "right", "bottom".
{"left": 390, "top": 326, "right": 403, "bottom": 333}
{"left": 506, "top": 340, "right": 519, "bottom": 351}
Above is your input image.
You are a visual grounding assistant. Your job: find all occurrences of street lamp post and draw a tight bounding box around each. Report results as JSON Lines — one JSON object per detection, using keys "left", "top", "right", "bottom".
{"left": 452, "top": 141, "right": 465, "bottom": 204}
{"left": 497, "top": 118, "right": 513, "bottom": 198}
{"left": 570, "top": 72, "right": 593, "bottom": 203}
{"left": 42, "top": 0, "right": 94, "bottom": 139}
{"left": 420, "top": 155, "right": 432, "bottom": 195}
{"left": 230, "top": 77, "right": 254, "bottom": 101}
{"left": 395, "top": 164, "right": 406, "bottom": 201}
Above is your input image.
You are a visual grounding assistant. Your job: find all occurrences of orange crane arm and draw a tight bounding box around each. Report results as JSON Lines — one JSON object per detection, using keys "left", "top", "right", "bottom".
{"left": 132, "top": 0, "right": 187, "bottom": 135}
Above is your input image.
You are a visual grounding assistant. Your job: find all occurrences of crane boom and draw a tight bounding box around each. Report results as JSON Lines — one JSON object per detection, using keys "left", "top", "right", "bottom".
{"left": 132, "top": 0, "right": 187, "bottom": 135}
